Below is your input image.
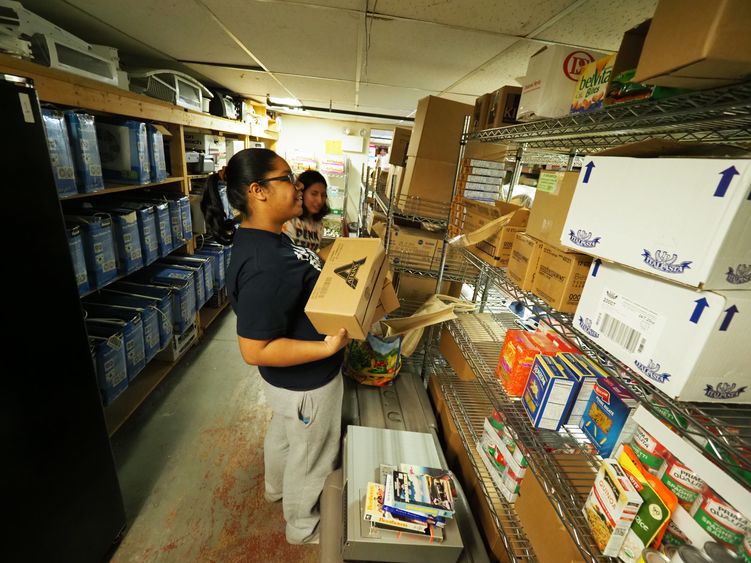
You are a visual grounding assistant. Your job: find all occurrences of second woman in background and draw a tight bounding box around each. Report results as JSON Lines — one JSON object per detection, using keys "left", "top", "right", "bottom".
{"left": 283, "top": 170, "right": 330, "bottom": 251}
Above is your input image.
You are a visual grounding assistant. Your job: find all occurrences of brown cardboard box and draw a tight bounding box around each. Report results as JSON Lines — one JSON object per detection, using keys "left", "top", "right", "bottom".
{"left": 487, "top": 86, "right": 522, "bottom": 128}
{"left": 389, "top": 127, "right": 411, "bottom": 167}
{"left": 407, "top": 95, "right": 472, "bottom": 162}
{"left": 463, "top": 141, "right": 511, "bottom": 162}
{"left": 471, "top": 93, "right": 493, "bottom": 132}
{"left": 439, "top": 329, "right": 475, "bottom": 381}
{"left": 385, "top": 164, "right": 404, "bottom": 199}
{"left": 526, "top": 171, "right": 579, "bottom": 247}
{"left": 389, "top": 224, "right": 443, "bottom": 266}
{"left": 372, "top": 272, "right": 399, "bottom": 322}
{"left": 633, "top": 0, "right": 751, "bottom": 88}
{"left": 514, "top": 455, "right": 595, "bottom": 563}
{"left": 532, "top": 243, "right": 592, "bottom": 313}
{"left": 462, "top": 200, "right": 529, "bottom": 267}
{"left": 401, "top": 156, "right": 457, "bottom": 205}
{"left": 508, "top": 232, "right": 544, "bottom": 291}
{"left": 305, "top": 238, "right": 388, "bottom": 340}
{"left": 396, "top": 275, "right": 454, "bottom": 301}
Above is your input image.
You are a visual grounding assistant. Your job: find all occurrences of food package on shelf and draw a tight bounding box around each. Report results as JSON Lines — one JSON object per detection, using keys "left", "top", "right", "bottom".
{"left": 570, "top": 55, "right": 615, "bottom": 113}
{"left": 579, "top": 376, "right": 638, "bottom": 458}
{"left": 477, "top": 414, "right": 528, "bottom": 503}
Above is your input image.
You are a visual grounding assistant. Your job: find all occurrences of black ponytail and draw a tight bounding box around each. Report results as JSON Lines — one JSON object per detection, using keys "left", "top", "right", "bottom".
{"left": 200, "top": 148, "right": 278, "bottom": 245}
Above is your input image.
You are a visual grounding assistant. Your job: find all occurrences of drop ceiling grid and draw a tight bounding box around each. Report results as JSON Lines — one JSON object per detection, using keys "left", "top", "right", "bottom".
{"left": 185, "top": 64, "right": 291, "bottom": 98}
{"left": 534, "top": 0, "right": 658, "bottom": 49}
{"left": 357, "top": 82, "right": 436, "bottom": 111}
{"left": 447, "top": 40, "right": 540, "bottom": 95}
{"left": 276, "top": 75, "right": 357, "bottom": 105}
{"left": 373, "top": 0, "right": 579, "bottom": 35}
{"left": 202, "top": 0, "right": 361, "bottom": 81}
{"left": 64, "top": 0, "right": 254, "bottom": 66}
{"left": 364, "top": 18, "right": 519, "bottom": 91}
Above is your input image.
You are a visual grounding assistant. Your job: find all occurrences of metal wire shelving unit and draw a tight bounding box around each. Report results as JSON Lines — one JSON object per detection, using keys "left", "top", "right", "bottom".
{"left": 469, "top": 80, "right": 751, "bottom": 150}
{"left": 428, "top": 80, "right": 751, "bottom": 563}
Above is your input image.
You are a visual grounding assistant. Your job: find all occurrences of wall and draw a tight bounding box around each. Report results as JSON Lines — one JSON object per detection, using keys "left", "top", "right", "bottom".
{"left": 275, "top": 114, "right": 388, "bottom": 225}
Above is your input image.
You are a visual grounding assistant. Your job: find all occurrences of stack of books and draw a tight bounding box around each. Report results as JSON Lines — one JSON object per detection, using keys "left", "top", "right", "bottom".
{"left": 364, "top": 463, "right": 456, "bottom": 541}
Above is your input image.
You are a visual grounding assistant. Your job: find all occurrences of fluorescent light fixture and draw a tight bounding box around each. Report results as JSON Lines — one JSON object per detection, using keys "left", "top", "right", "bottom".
{"left": 267, "top": 95, "right": 302, "bottom": 107}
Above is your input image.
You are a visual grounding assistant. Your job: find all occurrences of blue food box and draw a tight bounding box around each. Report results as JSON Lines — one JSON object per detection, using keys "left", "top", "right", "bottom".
{"left": 86, "top": 297, "right": 160, "bottom": 364}
{"left": 108, "top": 282, "right": 174, "bottom": 348}
{"left": 87, "top": 328, "right": 129, "bottom": 406}
{"left": 66, "top": 226, "right": 90, "bottom": 295}
{"left": 195, "top": 247, "right": 225, "bottom": 289}
{"left": 96, "top": 121, "right": 151, "bottom": 184}
{"left": 85, "top": 310, "right": 146, "bottom": 382}
{"left": 135, "top": 267, "right": 196, "bottom": 334}
{"left": 114, "top": 201, "right": 159, "bottom": 265}
{"left": 554, "top": 352, "right": 601, "bottom": 426}
{"left": 41, "top": 108, "right": 77, "bottom": 197}
{"left": 147, "top": 124, "right": 169, "bottom": 182}
{"left": 64, "top": 111, "right": 105, "bottom": 193}
{"left": 160, "top": 256, "right": 214, "bottom": 306}
{"left": 65, "top": 215, "right": 118, "bottom": 288}
{"left": 157, "top": 260, "right": 206, "bottom": 309}
{"left": 149, "top": 201, "right": 173, "bottom": 255}
{"left": 95, "top": 208, "right": 144, "bottom": 274}
{"left": 161, "top": 195, "right": 193, "bottom": 243}
{"left": 580, "top": 376, "right": 639, "bottom": 457}
{"left": 522, "top": 355, "right": 580, "bottom": 431}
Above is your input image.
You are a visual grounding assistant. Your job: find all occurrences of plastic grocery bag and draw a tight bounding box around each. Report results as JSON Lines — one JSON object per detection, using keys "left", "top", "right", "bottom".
{"left": 343, "top": 332, "right": 403, "bottom": 387}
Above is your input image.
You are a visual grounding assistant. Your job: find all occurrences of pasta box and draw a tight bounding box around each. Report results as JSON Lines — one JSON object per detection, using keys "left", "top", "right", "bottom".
{"left": 522, "top": 354, "right": 580, "bottom": 431}
{"left": 554, "top": 352, "right": 601, "bottom": 426}
{"left": 580, "top": 376, "right": 638, "bottom": 457}
{"left": 583, "top": 459, "right": 643, "bottom": 556}
{"left": 497, "top": 329, "right": 563, "bottom": 396}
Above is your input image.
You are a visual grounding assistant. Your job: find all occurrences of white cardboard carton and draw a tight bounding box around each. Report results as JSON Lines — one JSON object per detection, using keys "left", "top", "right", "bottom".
{"left": 518, "top": 45, "right": 607, "bottom": 120}
{"left": 574, "top": 260, "right": 751, "bottom": 403}
{"left": 561, "top": 150, "right": 751, "bottom": 290}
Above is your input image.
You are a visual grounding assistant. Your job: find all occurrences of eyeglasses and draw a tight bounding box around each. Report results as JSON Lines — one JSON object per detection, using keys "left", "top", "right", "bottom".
{"left": 254, "top": 172, "right": 298, "bottom": 186}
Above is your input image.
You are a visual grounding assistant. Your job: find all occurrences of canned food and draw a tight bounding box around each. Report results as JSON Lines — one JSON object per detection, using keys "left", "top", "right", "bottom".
{"left": 704, "top": 541, "right": 742, "bottom": 562}
{"left": 632, "top": 426, "right": 669, "bottom": 475}
{"left": 663, "top": 520, "right": 690, "bottom": 547}
{"left": 691, "top": 489, "right": 750, "bottom": 550}
{"left": 739, "top": 531, "right": 751, "bottom": 563}
{"left": 669, "top": 545, "right": 710, "bottom": 563}
{"left": 639, "top": 548, "right": 670, "bottom": 563}
{"left": 661, "top": 456, "right": 705, "bottom": 509}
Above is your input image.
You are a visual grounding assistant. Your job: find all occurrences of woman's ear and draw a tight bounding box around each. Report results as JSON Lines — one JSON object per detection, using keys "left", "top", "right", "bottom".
{"left": 248, "top": 182, "right": 267, "bottom": 202}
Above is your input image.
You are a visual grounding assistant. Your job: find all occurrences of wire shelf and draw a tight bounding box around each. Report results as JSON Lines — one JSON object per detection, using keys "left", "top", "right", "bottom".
{"left": 437, "top": 315, "right": 611, "bottom": 563}
{"left": 457, "top": 247, "right": 751, "bottom": 480}
{"left": 431, "top": 362, "right": 537, "bottom": 561}
{"left": 389, "top": 247, "right": 480, "bottom": 284}
{"left": 469, "top": 80, "right": 751, "bottom": 151}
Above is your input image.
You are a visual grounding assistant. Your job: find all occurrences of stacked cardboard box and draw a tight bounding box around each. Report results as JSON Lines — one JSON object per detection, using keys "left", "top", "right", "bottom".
{"left": 458, "top": 200, "right": 530, "bottom": 267}
{"left": 560, "top": 143, "right": 751, "bottom": 403}
{"left": 400, "top": 96, "right": 472, "bottom": 211}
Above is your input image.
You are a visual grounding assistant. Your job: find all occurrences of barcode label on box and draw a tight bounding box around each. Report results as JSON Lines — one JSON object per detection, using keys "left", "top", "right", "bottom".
{"left": 598, "top": 313, "right": 645, "bottom": 353}
{"left": 595, "top": 287, "right": 663, "bottom": 358}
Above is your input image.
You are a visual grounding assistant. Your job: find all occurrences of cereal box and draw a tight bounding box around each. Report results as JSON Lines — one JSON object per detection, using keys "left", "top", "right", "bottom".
{"left": 583, "top": 459, "right": 643, "bottom": 556}
{"left": 570, "top": 54, "right": 615, "bottom": 113}
{"left": 522, "top": 355, "right": 580, "bottom": 431}
{"left": 580, "top": 376, "right": 638, "bottom": 457}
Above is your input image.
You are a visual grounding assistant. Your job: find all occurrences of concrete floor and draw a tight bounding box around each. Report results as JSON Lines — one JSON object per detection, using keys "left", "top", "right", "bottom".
{"left": 110, "top": 310, "right": 319, "bottom": 563}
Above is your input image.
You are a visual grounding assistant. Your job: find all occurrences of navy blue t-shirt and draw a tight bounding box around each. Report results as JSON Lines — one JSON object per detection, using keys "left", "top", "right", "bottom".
{"left": 228, "top": 228, "right": 343, "bottom": 391}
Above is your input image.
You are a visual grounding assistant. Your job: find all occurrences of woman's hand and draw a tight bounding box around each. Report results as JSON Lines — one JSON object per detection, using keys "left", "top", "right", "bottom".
{"left": 323, "top": 329, "right": 350, "bottom": 356}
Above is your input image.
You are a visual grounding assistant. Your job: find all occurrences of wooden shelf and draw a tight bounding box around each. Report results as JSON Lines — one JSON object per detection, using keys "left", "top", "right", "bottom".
{"left": 199, "top": 300, "right": 230, "bottom": 330}
{"left": 188, "top": 174, "right": 210, "bottom": 180}
{"left": 104, "top": 359, "right": 176, "bottom": 435}
{"left": 0, "top": 54, "right": 249, "bottom": 135}
{"left": 60, "top": 177, "right": 185, "bottom": 200}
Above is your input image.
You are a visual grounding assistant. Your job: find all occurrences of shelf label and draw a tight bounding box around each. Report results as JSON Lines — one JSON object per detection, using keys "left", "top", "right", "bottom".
{"left": 19, "top": 92, "right": 34, "bottom": 123}
{"left": 537, "top": 172, "right": 560, "bottom": 194}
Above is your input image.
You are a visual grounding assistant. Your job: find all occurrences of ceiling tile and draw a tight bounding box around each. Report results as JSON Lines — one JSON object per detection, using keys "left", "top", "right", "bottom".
{"left": 374, "top": 0, "right": 578, "bottom": 35}
{"left": 447, "top": 41, "right": 540, "bottom": 95}
{"left": 440, "top": 92, "right": 479, "bottom": 105}
{"left": 184, "top": 64, "right": 290, "bottom": 98}
{"left": 60, "top": 0, "right": 255, "bottom": 66}
{"left": 536, "top": 0, "right": 658, "bottom": 51}
{"left": 202, "top": 0, "right": 361, "bottom": 81}
{"left": 365, "top": 18, "right": 519, "bottom": 91}
{"left": 357, "top": 83, "right": 436, "bottom": 112}
{"left": 276, "top": 75, "right": 356, "bottom": 105}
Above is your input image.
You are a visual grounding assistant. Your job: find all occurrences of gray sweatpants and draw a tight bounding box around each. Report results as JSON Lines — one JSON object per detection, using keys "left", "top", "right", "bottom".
{"left": 262, "top": 373, "right": 343, "bottom": 544}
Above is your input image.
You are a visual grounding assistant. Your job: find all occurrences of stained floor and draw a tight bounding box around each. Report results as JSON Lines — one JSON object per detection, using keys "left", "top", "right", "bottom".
{"left": 110, "top": 310, "right": 319, "bottom": 563}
